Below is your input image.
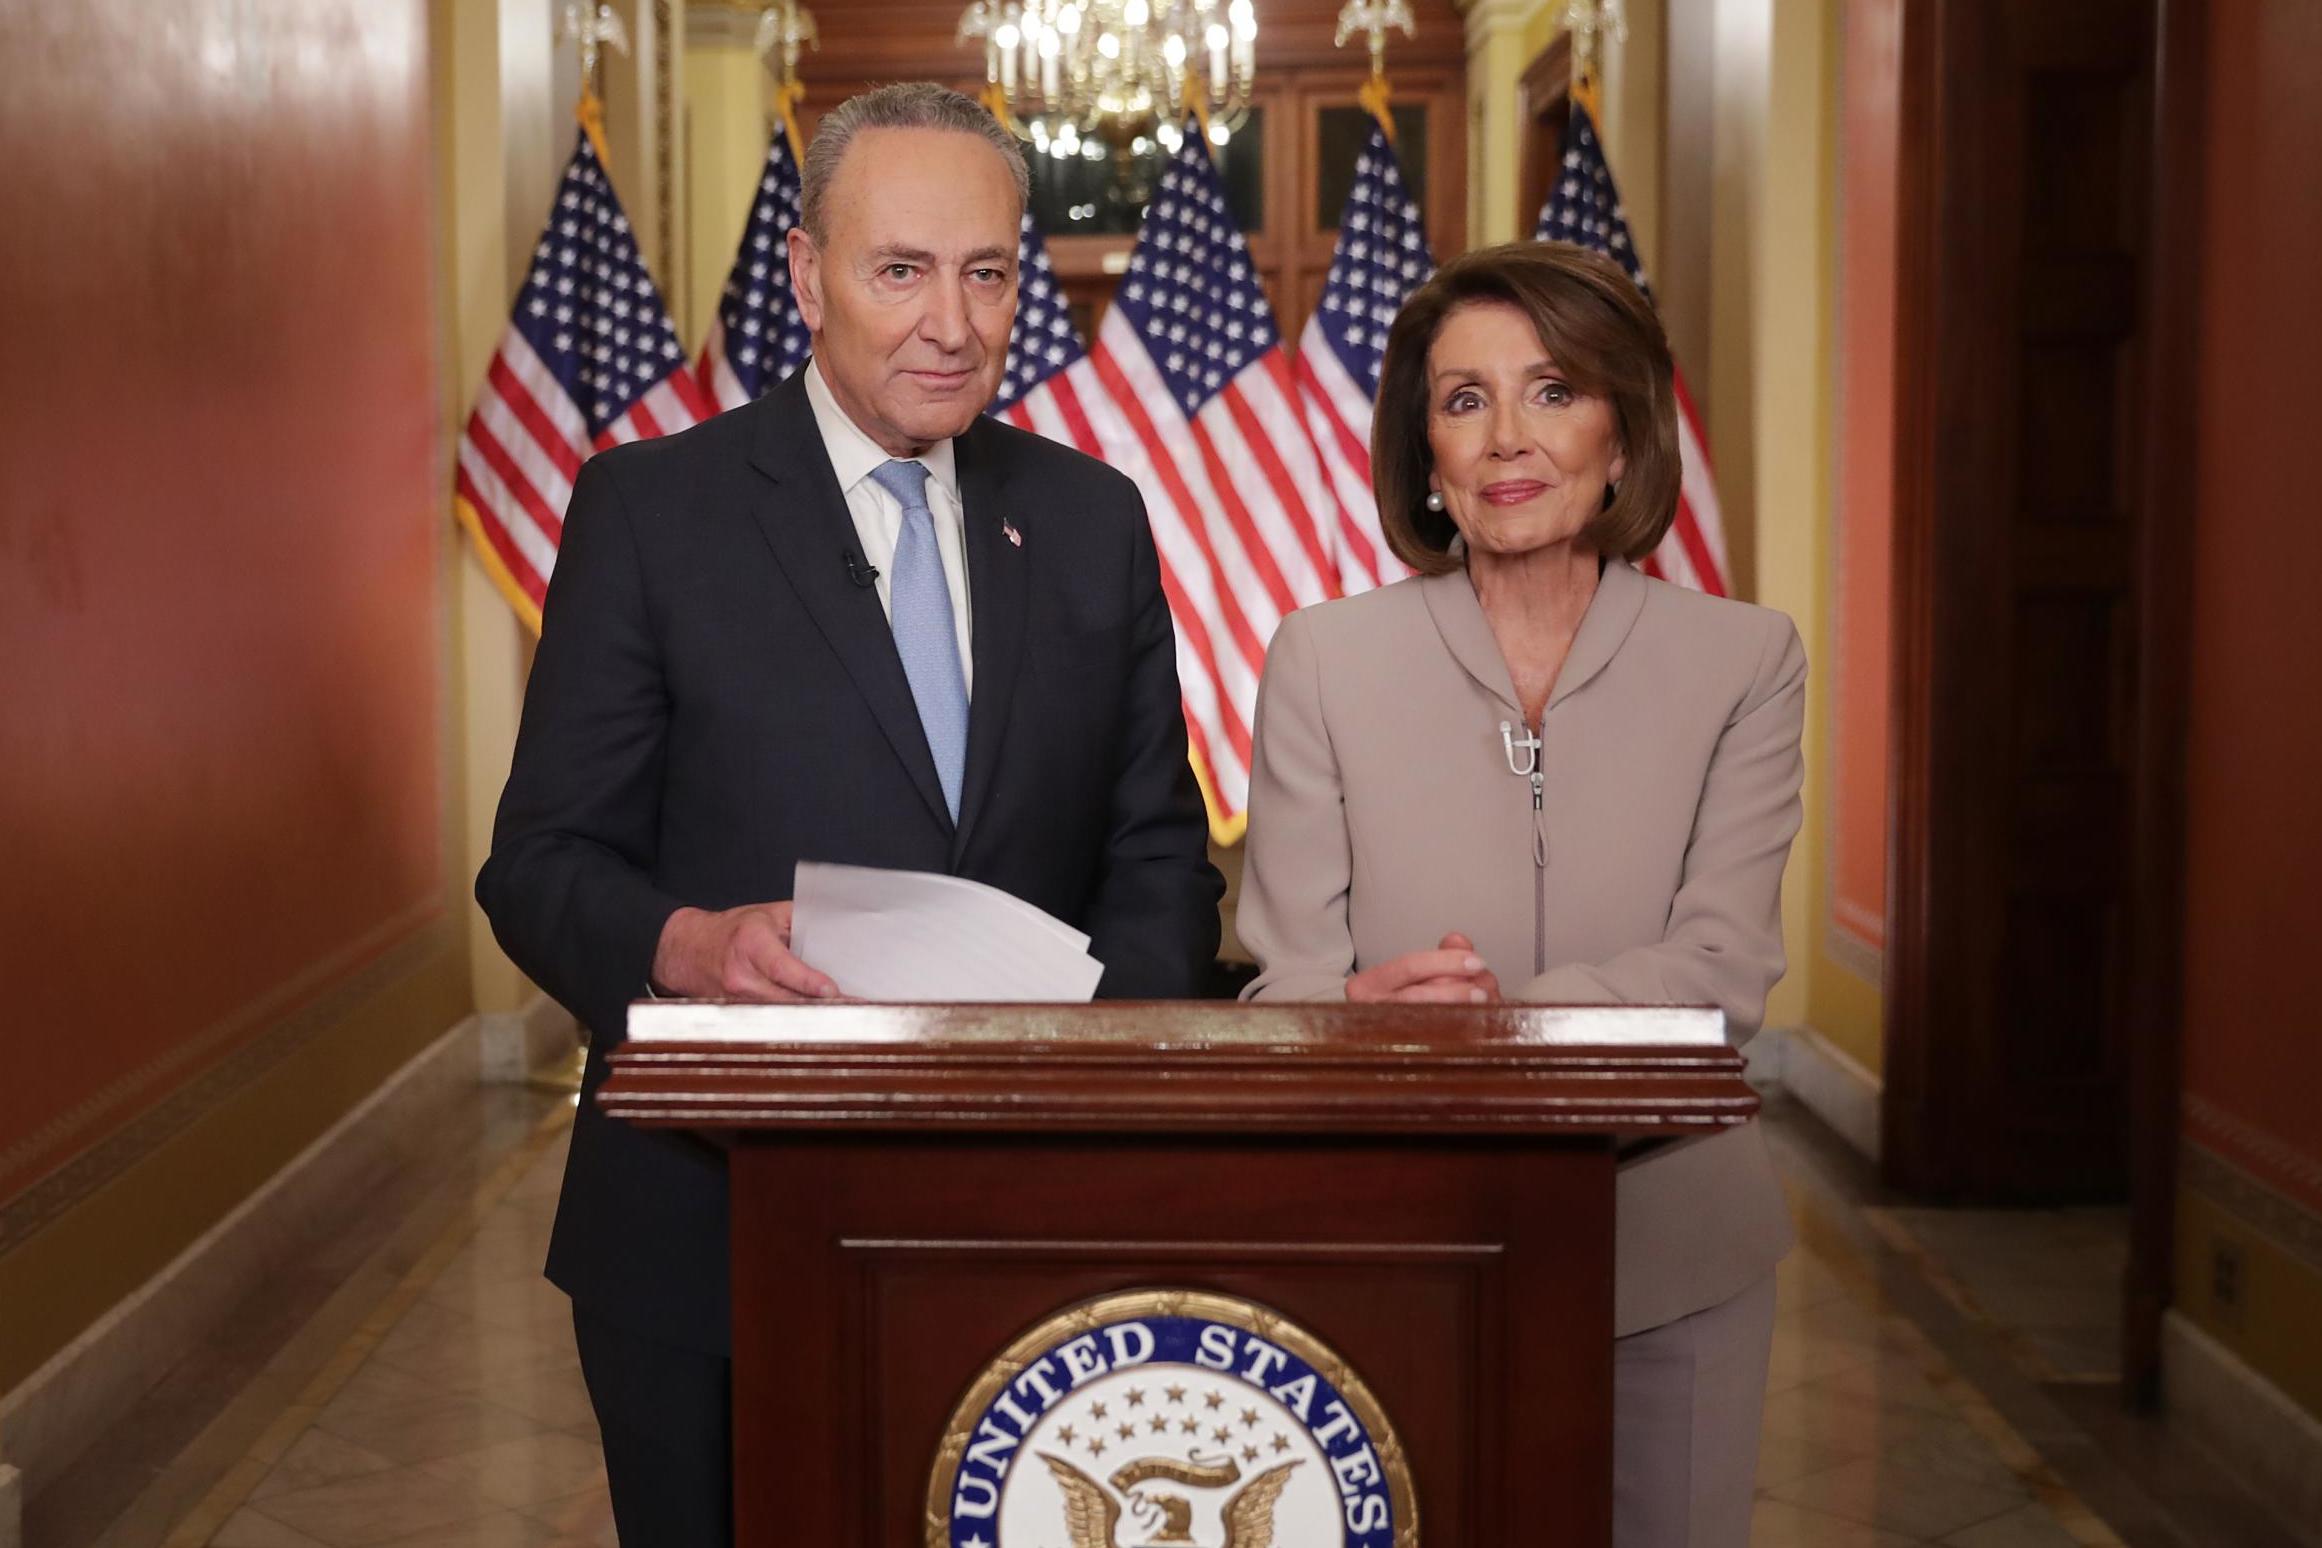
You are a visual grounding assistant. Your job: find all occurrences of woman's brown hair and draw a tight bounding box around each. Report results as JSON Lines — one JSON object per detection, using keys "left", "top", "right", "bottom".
{"left": 1371, "top": 240, "right": 1680, "bottom": 574}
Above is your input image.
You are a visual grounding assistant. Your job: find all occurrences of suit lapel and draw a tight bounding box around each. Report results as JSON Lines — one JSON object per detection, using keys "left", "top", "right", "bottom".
{"left": 951, "top": 418, "right": 1026, "bottom": 858}
{"left": 1547, "top": 558, "right": 1647, "bottom": 708}
{"left": 743, "top": 374, "right": 953, "bottom": 832}
{"left": 1418, "top": 555, "right": 1649, "bottom": 720}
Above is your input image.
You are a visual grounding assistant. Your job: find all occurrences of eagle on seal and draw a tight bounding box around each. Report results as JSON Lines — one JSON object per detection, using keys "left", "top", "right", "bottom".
{"left": 1037, "top": 1452, "right": 1303, "bottom": 1548}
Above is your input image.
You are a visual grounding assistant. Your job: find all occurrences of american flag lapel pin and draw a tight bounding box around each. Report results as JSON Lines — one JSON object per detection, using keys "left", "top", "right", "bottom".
{"left": 1002, "top": 519, "right": 1022, "bottom": 548}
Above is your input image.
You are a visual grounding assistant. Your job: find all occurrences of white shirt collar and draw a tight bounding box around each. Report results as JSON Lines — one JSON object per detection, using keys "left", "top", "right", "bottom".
{"left": 802, "top": 357, "right": 959, "bottom": 504}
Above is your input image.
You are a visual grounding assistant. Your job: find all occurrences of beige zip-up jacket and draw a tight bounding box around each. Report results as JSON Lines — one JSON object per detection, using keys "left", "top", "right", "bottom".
{"left": 1239, "top": 558, "right": 1803, "bottom": 1336}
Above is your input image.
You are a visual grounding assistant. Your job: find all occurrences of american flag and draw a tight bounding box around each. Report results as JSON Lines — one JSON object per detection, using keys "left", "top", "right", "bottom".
{"left": 696, "top": 117, "right": 812, "bottom": 409}
{"left": 991, "top": 135, "right": 1337, "bottom": 844}
{"left": 1294, "top": 121, "right": 1435, "bottom": 595}
{"left": 1536, "top": 102, "right": 1729, "bottom": 595}
{"left": 454, "top": 119, "right": 711, "bottom": 627}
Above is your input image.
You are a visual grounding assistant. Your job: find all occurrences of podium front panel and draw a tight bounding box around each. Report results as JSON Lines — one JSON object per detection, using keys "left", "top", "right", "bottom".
{"left": 729, "top": 1134, "right": 1615, "bottom": 1546}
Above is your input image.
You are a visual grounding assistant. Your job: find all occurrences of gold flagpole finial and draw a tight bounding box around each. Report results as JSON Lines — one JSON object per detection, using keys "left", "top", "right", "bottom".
{"left": 1563, "top": 0, "right": 1628, "bottom": 120}
{"left": 754, "top": 2, "right": 818, "bottom": 158}
{"left": 1335, "top": 0, "right": 1416, "bottom": 134}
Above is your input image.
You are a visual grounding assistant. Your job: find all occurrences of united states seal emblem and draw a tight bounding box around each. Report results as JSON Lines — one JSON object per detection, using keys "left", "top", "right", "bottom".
{"left": 928, "top": 1289, "right": 1416, "bottom": 1548}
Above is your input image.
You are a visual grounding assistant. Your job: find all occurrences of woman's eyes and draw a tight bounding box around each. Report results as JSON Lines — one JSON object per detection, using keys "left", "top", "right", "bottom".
{"left": 1442, "top": 381, "right": 1574, "bottom": 413}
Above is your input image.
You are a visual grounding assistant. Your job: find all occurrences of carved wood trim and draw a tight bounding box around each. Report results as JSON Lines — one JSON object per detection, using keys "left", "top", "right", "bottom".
{"left": 2123, "top": 0, "right": 2204, "bottom": 1406}
{"left": 599, "top": 1003, "right": 1757, "bottom": 1134}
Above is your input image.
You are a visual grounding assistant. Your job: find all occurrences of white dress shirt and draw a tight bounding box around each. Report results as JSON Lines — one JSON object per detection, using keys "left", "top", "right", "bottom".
{"left": 802, "top": 359, "right": 974, "bottom": 694}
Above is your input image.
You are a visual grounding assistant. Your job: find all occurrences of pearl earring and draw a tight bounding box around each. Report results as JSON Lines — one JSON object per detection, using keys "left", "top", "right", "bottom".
{"left": 1425, "top": 490, "right": 1446, "bottom": 512}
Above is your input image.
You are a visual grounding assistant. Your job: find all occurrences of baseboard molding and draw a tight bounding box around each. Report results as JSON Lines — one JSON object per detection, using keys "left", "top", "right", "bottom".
{"left": 1752, "top": 1024, "right": 1884, "bottom": 1164}
{"left": 479, "top": 993, "right": 578, "bottom": 1083}
{"left": 0, "top": 1008, "right": 504, "bottom": 1505}
{"left": 2163, "top": 1311, "right": 2322, "bottom": 1543}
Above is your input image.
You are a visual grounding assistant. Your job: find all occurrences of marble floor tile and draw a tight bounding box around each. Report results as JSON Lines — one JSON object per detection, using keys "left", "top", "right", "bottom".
{"left": 1811, "top": 1353, "right": 1972, "bottom": 1416}
{"left": 363, "top": 1508, "right": 565, "bottom": 1548}
{"left": 1756, "top": 1427, "right": 1867, "bottom": 1490}
{"left": 362, "top": 1319, "right": 580, "bottom": 1398}
{"left": 247, "top": 1431, "right": 398, "bottom": 1504}
{"left": 235, "top": 1462, "right": 505, "bottom": 1547}
{"left": 1942, "top": 1503, "right": 2090, "bottom": 1548}
{"left": 1751, "top": 1497, "right": 1927, "bottom": 1548}
{"left": 1765, "top": 1323, "right": 1878, "bottom": 1396}
{"left": 312, "top": 1390, "right": 549, "bottom": 1468}
{"left": 1768, "top": 1452, "right": 2033, "bottom": 1539}
{"left": 418, "top": 1432, "right": 608, "bottom": 1512}
{"left": 521, "top": 1486, "right": 618, "bottom": 1548}
{"left": 207, "top": 1510, "right": 334, "bottom": 1548}
{"left": 465, "top": 1362, "right": 600, "bottom": 1436}
{"left": 311, "top": 1362, "right": 442, "bottom": 1427}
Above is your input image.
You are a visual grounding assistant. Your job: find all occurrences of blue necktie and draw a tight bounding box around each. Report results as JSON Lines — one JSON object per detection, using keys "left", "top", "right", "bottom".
{"left": 867, "top": 459, "right": 968, "bottom": 821}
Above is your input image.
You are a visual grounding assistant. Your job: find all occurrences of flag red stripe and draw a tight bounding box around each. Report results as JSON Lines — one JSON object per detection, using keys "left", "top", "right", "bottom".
{"left": 1673, "top": 372, "right": 1716, "bottom": 471}
{"left": 668, "top": 364, "right": 715, "bottom": 421}
{"left": 1088, "top": 341, "right": 1268, "bottom": 677}
{"left": 627, "top": 398, "right": 666, "bottom": 441}
{"left": 1140, "top": 504, "right": 1248, "bottom": 771}
{"left": 1291, "top": 351, "right": 1383, "bottom": 587}
{"left": 1235, "top": 360, "right": 1339, "bottom": 590}
{"left": 1027, "top": 374, "right": 1251, "bottom": 776}
{"left": 1046, "top": 372, "right": 1108, "bottom": 461}
{"left": 1184, "top": 412, "right": 1300, "bottom": 620}
{"left": 456, "top": 465, "right": 549, "bottom": 608}
{"left": 1669, "top": 496, "right": 1724, "bottom": 597}
{"left": 465, "top": 416, "right": 567, "bottom": 547}
{"left": 487, "top": 358, "right": 584, "bottom": 481}
{"left": 1013, "top": 371, "right": 1250, "bottom": 775}
{"left": 1152, "top": 546, "right": 1254, "bottom": 770}
{"left": 1292, "top": 351, "right": 1374, "bottom": 485}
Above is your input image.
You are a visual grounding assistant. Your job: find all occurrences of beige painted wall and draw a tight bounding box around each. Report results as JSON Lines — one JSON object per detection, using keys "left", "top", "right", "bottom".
{"left": 438, "top": 0, "right": 557, "bottom": 1019}
{"left": 685, "top": 41, "right": 777, "bottom": 348}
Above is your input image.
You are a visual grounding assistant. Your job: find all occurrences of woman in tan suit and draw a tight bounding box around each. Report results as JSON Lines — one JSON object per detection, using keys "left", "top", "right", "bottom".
{"left": 1239, "top": 241, "right": 1804, "bottom": 1546}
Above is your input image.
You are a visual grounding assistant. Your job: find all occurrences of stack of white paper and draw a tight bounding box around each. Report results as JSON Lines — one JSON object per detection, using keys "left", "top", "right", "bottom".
{"left": 788, "top": 861, "right": 1105, "bottom": 1003}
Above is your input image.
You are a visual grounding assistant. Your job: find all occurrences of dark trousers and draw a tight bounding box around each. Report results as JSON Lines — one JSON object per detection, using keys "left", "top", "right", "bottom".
{"left": 572, "top": 1302, "right": 734, "bottom": 1546}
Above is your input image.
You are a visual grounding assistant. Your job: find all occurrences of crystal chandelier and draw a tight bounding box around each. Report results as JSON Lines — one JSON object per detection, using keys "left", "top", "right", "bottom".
{"left": 958, "top": 0, "right": 1259, "bottom": 157}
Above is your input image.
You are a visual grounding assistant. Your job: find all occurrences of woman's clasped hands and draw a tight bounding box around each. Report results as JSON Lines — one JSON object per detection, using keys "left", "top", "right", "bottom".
{"left": 1345, "top": 931, "right": 1503, "bottom": 1004}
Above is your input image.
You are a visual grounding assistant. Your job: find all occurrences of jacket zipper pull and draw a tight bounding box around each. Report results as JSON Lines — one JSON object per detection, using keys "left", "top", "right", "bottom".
{"left": 1531, "top": 768, "right": 1547, "bottom": 866}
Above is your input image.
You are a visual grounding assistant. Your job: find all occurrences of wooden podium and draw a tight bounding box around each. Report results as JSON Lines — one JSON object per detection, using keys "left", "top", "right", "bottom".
{"left": 599, "top": 1002, "right": 1757, "bottom": 1547}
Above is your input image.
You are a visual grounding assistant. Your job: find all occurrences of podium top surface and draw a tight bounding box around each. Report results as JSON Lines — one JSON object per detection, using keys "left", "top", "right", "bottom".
{"left": 598, "top": 1002, "right": 1759, "bottom": 1137}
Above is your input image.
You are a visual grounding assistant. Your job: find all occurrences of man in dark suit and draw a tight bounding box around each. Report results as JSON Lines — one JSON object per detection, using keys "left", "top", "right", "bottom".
{"left": 476, "top": 82, "right": 1222, "bottom": 1544}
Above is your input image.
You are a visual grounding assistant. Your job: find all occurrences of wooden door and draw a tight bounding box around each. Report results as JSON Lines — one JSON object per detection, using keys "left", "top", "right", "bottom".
{"left": 1884, "top": 0, "right": 2160, "bottom": 1201}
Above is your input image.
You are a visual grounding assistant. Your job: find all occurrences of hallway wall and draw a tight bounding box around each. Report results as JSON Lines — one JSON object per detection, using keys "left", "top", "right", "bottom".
{"left": 1805, "top": 0, "right": 1897, "bottom": 1077}
{"left": 2172, "top": 0, "right": 2322, "bottom": 1426}
{"left": 0, "top": 0, "right": 467, "bottom": 1392}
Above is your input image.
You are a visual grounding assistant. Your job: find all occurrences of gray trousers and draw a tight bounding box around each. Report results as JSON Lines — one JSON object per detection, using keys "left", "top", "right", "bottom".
{"left": 1612, "top": 1272, "right": 1779, "bottom": 1548}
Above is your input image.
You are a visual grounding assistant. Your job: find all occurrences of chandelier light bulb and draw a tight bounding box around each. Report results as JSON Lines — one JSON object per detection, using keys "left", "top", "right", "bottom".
{"left": 1209, "top": 120, "right": 1230, "bottom": 145}
{"left": 970, "top": 0, "right": 1258, "bottom": 158}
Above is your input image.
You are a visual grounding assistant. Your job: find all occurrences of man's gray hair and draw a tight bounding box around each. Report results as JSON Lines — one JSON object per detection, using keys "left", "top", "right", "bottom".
{"left": 800, "top": 82, "right": 1030, "bottom": 244}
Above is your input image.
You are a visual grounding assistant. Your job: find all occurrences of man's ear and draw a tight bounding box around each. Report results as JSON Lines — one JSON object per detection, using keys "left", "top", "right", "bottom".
{"left": 787, "top": 226, "right": 824, "bottom": 333}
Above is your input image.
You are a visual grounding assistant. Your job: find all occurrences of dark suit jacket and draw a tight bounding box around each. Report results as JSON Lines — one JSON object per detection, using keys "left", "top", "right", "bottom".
{"left": 476, "top": 371, "right": 1223, "bottom": 1353}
